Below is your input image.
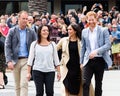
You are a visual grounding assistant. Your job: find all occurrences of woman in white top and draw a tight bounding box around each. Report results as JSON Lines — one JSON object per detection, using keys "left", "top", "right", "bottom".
{"left": 27, "top": 25, "right": 61, "bottom": 96}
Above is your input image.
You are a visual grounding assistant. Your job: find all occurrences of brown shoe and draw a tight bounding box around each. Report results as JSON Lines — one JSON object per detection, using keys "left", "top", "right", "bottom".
{"left": 108, "top": 66, "right": 118, "bottom": 70}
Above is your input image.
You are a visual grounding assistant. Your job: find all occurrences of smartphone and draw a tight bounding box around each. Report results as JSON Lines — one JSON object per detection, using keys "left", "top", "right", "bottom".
{"left": 83, "top": 6, "right": 87, "bottom": 11}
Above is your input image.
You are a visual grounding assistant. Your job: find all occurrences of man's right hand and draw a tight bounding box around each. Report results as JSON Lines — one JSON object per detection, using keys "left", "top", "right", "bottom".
{"left": 80, "top": 64, "right": 83, "bottom": 69}
{"left": 8, "top": 61, "right": 14, "bottom": 70}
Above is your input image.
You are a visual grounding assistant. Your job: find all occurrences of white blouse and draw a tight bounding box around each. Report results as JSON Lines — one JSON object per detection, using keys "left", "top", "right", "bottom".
{"left": 27, "top": 41, "right": 60, "bottom": 72}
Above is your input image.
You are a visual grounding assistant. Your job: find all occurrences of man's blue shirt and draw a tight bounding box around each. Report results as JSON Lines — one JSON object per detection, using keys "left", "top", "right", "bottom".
{"left": 18, "top": 28, "right": 28, "bottom": 57}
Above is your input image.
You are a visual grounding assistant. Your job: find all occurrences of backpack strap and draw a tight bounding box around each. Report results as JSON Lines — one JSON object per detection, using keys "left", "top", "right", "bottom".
{"left": 33, "top": 41, "right": 37, "bottom": 57}
{"left": 32, "top": 41, "right": 37, "bottom": 66}
{"left": 51, "top": 41, "right": 56, "bottom": 66}
{"left": 51, "top": 42, "right": 54, "bottom": 57}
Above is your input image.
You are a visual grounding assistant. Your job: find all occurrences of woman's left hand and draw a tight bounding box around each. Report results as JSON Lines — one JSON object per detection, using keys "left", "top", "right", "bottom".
{"left": 27, "top": 73, "right": 31, "bottom": 81}
{"left": 57, "top": 72, "right": 61, "bottom": 81}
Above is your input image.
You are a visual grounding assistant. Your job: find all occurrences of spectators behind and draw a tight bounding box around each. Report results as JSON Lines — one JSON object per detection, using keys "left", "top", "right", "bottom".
{"left": 6, "top": 13, "right": 18, "bottom": 28}
{"left": 27, "top": 15, "right": 34, "bottom": 28}
{"left": 111, "top": 24, "right": 120, "bottom": 69}
{"left": 78, "top": 14, "right": 87, "bottom": 30}
{"left": 0, "top": 18, "right": 9, "bottom": 37}
{"left": 91, "top": 3, "right": 103, "bottom": 13}
{"left": 0, "top": 39, "right": 6, "bottom": 89}
{"left": 32, "top": 15, "right": 42, "bottom": 33}
{"left": 50, "top": 19, "right": 61, "bottom": 43}
{"left": 0, "top": 16, "right": 9, "bottom": 89}
{"left": 65, "top": 9, "right": 79, "bottom": 26}
{"left": 41, "top": 17, "right": 48, "bottom": 26}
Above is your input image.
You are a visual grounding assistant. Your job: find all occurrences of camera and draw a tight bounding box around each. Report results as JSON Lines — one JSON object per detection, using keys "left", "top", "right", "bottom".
{"left": 93, "top": 3, "right": 101, "bottom": 13}
{"left": 95, "top": 3, "right": 99, "bottom": 7}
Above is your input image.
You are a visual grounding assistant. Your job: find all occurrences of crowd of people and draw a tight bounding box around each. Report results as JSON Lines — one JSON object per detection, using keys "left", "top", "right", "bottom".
{"left": 0, "top": 3, "right": 120, "bottom": 96}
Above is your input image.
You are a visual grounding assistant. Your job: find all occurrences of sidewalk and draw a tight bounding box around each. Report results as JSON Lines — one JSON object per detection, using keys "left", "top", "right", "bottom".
{"left": 0, "top": 72, "right": 61, "bottom": 96}
{"left": 92, "top": 70, "right": 120, "bottom": 96}
{"left": 0, "top": 70, "right": 120, "bottom": 96}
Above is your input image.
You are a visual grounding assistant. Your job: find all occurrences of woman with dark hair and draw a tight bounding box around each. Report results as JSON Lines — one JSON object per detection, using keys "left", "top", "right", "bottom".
{"left": 27, "top": 25, "right": 61, "bottom": 96}
{"left": 57, "top": 23, "right": 94, "bottom": 96}
{"left": 57, "top": 23, "right": 81, "bottom": 96}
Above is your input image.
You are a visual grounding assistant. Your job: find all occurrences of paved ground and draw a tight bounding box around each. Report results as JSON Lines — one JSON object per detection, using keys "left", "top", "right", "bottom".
{"left": 0, "top": 70, "right": 120, "bottom": 96}
{"left": 0, "top": 72, "right": 61, "bottom": 96}
{"left": 92, "top": 70, "right": 120, "bottom": 96}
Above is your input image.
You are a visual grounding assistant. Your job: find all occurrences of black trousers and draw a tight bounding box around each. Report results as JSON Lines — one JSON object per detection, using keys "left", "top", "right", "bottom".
{"left": 83, "top": 57, "right": 105, "bottom": 96}
{"left": 33, "top": 70, "right": 55, "bottom": 96}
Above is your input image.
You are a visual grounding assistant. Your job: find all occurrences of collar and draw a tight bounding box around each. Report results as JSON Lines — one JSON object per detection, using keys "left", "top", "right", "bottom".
{"left": 66, "top": 37, "right": 80, "bottom": 42}
{"left": 18, "top": 26, "right": 27, "bottom": 31}
{"left": 88, "top": 24, "right": 98, "bottom": 32}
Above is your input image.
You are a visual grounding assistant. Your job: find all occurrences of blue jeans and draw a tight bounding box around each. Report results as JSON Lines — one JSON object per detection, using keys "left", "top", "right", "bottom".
{"left": 33, "top": 70, "right": 55, "bottom": 96}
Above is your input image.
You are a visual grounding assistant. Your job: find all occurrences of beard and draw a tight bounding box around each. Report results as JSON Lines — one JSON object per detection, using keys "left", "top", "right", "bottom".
{"left": 89, "top": 22, "right": 96, "bottom": 27}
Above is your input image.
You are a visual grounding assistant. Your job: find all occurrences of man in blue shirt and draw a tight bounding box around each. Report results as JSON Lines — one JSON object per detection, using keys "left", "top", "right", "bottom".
{"left": 5, "top": 10, "right": 37, "bottom": 96}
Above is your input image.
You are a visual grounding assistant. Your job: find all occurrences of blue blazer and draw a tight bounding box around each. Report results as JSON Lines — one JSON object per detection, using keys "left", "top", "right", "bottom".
{"left": 80, "top": 25, "right": 112, "bottom": 68}
{"left": 5, "top": 25, "right": 37, "bottom": 65}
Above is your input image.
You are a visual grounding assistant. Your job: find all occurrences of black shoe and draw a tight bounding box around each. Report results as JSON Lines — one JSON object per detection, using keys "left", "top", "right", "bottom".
{"left": 0, "top": 84, "right": 5, "bottom": 89}
{"left": 4, "top": 73, "right": 8, "bottom": 85}
{"left": 113, "top": 66, "right": 118, "bottom": 69}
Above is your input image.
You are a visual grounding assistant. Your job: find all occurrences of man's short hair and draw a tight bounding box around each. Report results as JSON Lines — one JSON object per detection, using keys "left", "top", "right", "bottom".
{"left": 86, "top": 11, "right": 97, "bottom": 19}
{"left": 18, "top": 10, "right": 28, "bottom": 18}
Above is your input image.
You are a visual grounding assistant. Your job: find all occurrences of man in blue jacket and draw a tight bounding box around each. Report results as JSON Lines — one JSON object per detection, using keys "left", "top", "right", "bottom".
{"left": 5, "top": 10, "right": 37, "bottom": 96}
{"left": 80, "top": 11, "right": 112, "bottom": 96}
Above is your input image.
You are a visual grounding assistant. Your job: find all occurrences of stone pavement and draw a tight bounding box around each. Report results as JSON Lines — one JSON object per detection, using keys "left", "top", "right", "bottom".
{"left": 0, "top": 70, "right": 120, "bottom": 96}
{"left": 0, "top": 72, "right": 61, "bottom": 96}
{"left": 92, "top": 70, "right": 120, "bottom": 96}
